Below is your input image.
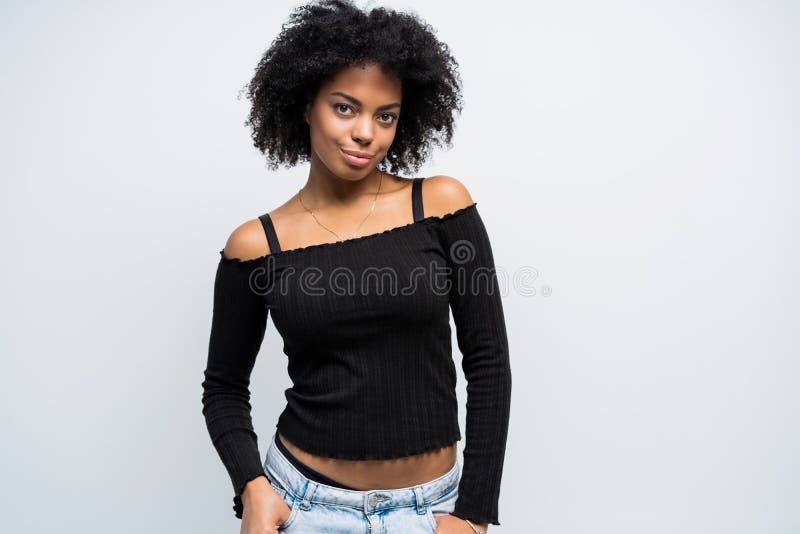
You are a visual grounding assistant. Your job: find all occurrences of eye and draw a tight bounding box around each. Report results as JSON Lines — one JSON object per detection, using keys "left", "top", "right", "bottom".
{"left": 379, "top": 113, "right": 398, "bottom": 125}
{"left": 334, "top": 103, "right": 353, "bottom": 115}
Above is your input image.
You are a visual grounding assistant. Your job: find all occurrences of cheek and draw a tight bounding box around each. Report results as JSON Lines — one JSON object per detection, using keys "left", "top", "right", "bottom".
{"left": 309, "top": 116, "right": 341, "bottom": 149}
{"left": 378, "top": 128, "right": 398, "bottom": 149}
{"left": 315, "top": 109, "right": 348, "bottom": 134}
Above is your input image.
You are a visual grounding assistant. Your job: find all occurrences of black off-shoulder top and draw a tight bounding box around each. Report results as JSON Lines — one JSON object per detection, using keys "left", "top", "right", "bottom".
{"left": 201, "top": 177, "right": 512, "bottom": 526}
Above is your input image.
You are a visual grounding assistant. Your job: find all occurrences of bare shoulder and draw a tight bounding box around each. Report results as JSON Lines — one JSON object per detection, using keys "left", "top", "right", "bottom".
{"left": 422, "top": 175, "right": 476, "bottom": 218}
{"left": 222, "top": 217, "right": 271, "bottom": 261}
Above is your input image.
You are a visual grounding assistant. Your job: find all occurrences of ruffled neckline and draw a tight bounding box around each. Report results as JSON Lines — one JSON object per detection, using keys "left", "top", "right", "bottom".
{"left": 219, "top": 202, "right": 478, "bottom": 264}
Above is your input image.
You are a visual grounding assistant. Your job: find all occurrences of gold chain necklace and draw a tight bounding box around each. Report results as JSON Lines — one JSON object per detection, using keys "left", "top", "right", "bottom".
{"left": 297, "top": 170, "right": 384, "bottom": 241}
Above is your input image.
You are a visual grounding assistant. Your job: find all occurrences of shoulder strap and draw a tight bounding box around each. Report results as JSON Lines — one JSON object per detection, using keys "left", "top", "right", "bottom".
{"left": 258, "top": 213, "right": 282, "bottom": 253}
{"left": 412, "top": 177, "right": 425, "bottom": 222}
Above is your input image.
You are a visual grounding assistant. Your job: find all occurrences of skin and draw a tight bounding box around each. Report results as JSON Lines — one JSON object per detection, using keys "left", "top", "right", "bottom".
{"left": 226, "top": 62, "right": 487, "bottom": 534}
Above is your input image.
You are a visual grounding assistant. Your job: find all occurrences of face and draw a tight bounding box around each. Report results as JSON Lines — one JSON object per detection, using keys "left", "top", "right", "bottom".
{"left": 304, "top": 63, "right": 402, "bottom": 180}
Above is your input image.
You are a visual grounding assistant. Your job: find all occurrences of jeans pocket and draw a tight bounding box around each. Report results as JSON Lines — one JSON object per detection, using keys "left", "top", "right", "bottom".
{"left": 425, "top": 486, "right": 459, "bottom": 531}
{"left": 269, "top": 478, "right": 301, "bottom": 530}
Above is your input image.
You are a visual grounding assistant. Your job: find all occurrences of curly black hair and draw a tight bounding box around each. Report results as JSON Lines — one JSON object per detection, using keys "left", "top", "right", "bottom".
{"left": 239, "top": 0, "right": 464, "bottom": 174}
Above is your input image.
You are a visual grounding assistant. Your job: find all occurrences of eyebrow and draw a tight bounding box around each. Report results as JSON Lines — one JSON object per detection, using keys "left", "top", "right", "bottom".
{"left": 330, "top": 92, "right": 401, "bottom": 111}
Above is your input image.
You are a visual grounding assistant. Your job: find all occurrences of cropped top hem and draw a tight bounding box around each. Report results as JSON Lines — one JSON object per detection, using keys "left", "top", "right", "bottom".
{"left": 275, "top": 420, "right": 463, "bottom": 461}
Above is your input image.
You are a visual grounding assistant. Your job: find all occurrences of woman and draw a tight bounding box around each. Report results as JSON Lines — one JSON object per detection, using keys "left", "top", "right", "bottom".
{"left": 201, "top": 1, "right": 512, "bottom": 532}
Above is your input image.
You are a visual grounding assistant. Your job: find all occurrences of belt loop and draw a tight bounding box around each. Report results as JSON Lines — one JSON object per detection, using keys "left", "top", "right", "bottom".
{"left": 300, "top": 480, "right": 317, "bottom": 510}
{"left": 413, "top": 486, "right": 427, "bottom": 515}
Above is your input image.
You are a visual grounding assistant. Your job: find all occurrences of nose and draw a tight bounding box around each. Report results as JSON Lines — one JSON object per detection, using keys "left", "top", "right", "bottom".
{"left": 351, "top": 115, "right": 374, "bottom": 144}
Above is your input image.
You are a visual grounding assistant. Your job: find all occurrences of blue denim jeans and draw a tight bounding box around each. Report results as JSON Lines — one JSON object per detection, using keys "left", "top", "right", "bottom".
{"left": 264, "top": 431, "right": 461, "bottom": 533}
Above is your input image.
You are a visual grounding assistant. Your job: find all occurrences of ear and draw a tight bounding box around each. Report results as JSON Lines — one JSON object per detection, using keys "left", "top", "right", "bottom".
{"left": 304, "top": 102, "right": 311, "bottom": 124}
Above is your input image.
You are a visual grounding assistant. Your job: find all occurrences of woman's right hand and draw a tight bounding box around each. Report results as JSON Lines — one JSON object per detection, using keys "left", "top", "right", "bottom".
{"left": 240, "top": 478, "right": 293, "bottom": 534}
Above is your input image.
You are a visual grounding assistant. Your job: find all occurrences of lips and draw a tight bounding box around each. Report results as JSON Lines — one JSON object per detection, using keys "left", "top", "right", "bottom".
{"left": 340, "top": 147, "right": 374, "bottom": 167}
{"left": 341, "top": 148, "right": 375, "bottom": 159}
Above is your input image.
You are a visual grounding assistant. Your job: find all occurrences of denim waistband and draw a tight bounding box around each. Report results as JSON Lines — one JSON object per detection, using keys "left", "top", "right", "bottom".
{"left": 265, "top": 431, "right": 461, "bottom": 513}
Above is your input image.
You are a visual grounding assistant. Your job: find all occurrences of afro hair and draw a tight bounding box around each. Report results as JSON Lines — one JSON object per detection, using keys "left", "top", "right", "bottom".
{"left": 240, "top": 0, "right": 464, "bottom": 174}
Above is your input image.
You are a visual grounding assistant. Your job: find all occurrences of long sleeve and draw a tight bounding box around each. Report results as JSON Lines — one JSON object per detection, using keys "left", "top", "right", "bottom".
{"left": 436, "top": 204, "right": 513, "bottom": 526}
{"left": 201, "top": 251, "right": 271, "bottom": 519}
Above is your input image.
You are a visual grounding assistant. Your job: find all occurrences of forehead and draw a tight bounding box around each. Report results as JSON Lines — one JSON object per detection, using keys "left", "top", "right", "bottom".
{"left": 319, "top": 63, "right": 402, "bottom": 102}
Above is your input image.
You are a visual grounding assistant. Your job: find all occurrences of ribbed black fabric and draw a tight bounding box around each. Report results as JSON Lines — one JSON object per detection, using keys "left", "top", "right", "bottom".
{"left": 201, "top": 187, "right": 512, "bottom": 525}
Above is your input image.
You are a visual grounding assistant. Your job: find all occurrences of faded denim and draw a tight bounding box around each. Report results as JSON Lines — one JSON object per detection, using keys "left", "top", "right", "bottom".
{"left": 264, "top": 431, "right": 461, "bottom": 533}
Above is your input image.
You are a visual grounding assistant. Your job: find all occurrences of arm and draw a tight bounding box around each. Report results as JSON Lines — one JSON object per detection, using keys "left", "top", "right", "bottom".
{"left": 433, "top": 181, "right": 513, "bottom": 527}
{"left": 201, "top": 223, "right": 273, "bottom": 519}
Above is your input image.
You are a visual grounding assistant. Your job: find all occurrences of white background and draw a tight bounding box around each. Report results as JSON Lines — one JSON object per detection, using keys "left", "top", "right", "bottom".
{"left": 1, "top": 1, "right": 797, "bottom": 532}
